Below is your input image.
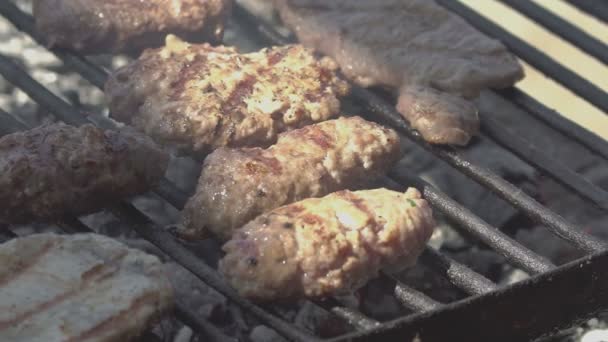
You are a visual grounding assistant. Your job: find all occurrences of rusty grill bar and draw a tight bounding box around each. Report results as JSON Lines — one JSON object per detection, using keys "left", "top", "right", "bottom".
{"left": 0, "top": 1, "right": 607, "bottom": 341}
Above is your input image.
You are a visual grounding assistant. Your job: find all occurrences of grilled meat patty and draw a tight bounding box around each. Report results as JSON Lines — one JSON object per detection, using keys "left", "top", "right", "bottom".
{"left": 220, "top": 188, "right": 435, "bottom": 301}
{"left": 181, "top": 116, "right": 401, "bottom": 240}
{"left": 0, "top": 233, "right": 173, "bottom": 342}
{"left": 33, "top": 0, "right": 231, "bottom": 55}
{"left": 106, "top": 35, "right": 350, "bottom": 155}
{"left": 0, "top": 123, "right": 168, "bottom": 225}
{"left": 274, "top": 0, "right": 524, "bottom": 145}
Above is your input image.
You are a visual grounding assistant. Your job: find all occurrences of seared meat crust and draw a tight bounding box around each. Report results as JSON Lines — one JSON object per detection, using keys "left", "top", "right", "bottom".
{"left": 0, "top": 233, "right": 173, "bottom": 342}
{"left": 33, "top": 0, "right": 231, "bottom": 55}
{"left": 106, "top": 36, "right": 350, "bottom": 155}
{"left": 181, "top": 116, "right": 401, "bottom": 240}
{"left": 0, "top": 123, "right": 168, "bottom": 224}
{"left": 274, "top": 0, "right": 524, "bottom": 145}
{"left": 219, "top": 188, "right": 435, "bottom": 301}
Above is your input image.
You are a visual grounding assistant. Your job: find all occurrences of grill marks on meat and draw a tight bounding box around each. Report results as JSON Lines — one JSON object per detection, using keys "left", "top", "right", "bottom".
{"left": 274, "top": 0, "right": 524, "bottom": 145}
{"left": 33, "top": 0, "right": 232, "bottom": 55}
{"left": 219, "top": 188, "right": 435, "bottom": 301}
{"left": 0, "top": 233, "right": 173, "bottom": 342}
{"left": 180, "top": 116, "right": 401, "bottom": 240}
{"left": 106, "top": 35, "right": 350, "bottom": 155}
{"left": 0, "top": 123, "right": 168, "bottom": 225}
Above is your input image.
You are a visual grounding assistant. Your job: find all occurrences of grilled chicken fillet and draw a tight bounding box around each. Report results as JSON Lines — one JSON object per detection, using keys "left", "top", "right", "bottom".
{"left": 0, "top": 233, "right": 173, "bottom": 342}
{"left": 33, "top": 0, "right": 232, "bottom": 55}
{"left": 220, "top": 188, "right": 435, "bottom": 301}
{"left": 0, "top": 123, "right": 168, "bottom": 225}
{"left": 106, "top": 35, "right": 350, "bottom": 155}
{"left": 181, "top": 116, "right": 401, "bottom": 240}
{"left": 274, "top": 0, "right": 524, "bottom": 145}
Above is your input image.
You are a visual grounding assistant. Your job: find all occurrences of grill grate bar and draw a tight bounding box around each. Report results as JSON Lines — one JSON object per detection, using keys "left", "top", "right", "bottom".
{"left": 0, "top": 55, "right": 88, "bottom": 126}
{"left": 327, "top": 306, "right": 381, "bottom": 331}
{"left": 388, "top": 274, "right": 443, "bottom": 312}
{"left": 500, "top": 0, "right": 608, "bottom": 65}
{"left": 329, "top": 250, "right": 608, "bottom": 342}
{"left": 353, "top": 87, "right": 608, "bottom": 253}
{"left": 0, "top": 1, "right": 107, "bottom": 89}
{"left": 231, "top": 3, "right": 608, "bottom": 253}
{"left": 0, "top": 107, "right": 27, "bottom": 135}
{"left": 496, "top": 87, "right": 608, "bottom": 162}
{"left": 565, "top": 0, "right": 608, "bottom": 24}
{"left": 435, "top": 0, "right": 608, "bottom": 114}
{"left": 390, "top": 172, "right": 555, "bottom": 274}
{"left": 174, "top": 298, "right": 239, "bottom": 342}
{"left": 419, "top": 248, "right": 498, "bottom": 296}
{"left": 480, "top": 114, "right": 608, "bottom": 211}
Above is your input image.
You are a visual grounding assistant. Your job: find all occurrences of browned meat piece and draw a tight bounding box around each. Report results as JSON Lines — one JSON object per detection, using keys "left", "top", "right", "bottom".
{"left": 220, "top": 188, "right": 435, "bottom": 301}
{"left": 0, "top": 123, "right": 168, "bottom": 225}
{"left": 274, "top": 0, "right": 524, "bottom": 145}
{"left": 106, "top": 35, "right": 350, "bottom": 155}
{"left": 181, "top": 116, "right": 401, "bottom": 240}
{"left": 0, "top": 233, "right": 173, "bottom": 342}
{"left": 33, "top": 0, "right": 231, "bottom": 55}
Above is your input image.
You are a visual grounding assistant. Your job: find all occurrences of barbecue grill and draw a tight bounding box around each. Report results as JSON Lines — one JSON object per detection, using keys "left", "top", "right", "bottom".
{"left": 0, "top": 1, "right": 607, "bottom": 341}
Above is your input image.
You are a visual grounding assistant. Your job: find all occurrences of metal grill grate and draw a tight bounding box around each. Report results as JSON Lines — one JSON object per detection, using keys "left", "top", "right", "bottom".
{"left": 0, "top": 1, "right": 607, "bottom": 341}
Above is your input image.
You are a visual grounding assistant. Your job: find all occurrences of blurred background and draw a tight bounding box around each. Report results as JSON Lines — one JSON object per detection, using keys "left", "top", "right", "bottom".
{"left": 463, "top": 0, "right": 608, "bottom": 139}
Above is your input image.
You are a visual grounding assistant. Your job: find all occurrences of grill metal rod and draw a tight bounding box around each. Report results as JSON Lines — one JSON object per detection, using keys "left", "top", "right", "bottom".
{"left": 391, "top": 278, "right": 442, "bottom": 312}
{"left": 500, "top": 0, "right": 608, "bottom": 65}
{"left": 496, "top": 87, "right": 608, "bottom": 162}
{"left": 435, "top": 0, "right": 608, "bottom": 114}
{"left": 480, "top": 114, "right": 608, "bottom": 212}
{"left": 353, "top": 87, "right": 608, "bottom": 254}
{"left": 0, "top": 107, "right": 27, "bottom": 136}
{"left": 0, "top": 1, "right": 106, "bottom": 89}
{"left": 565, "top": 0, "right": 608, "bottom": 24}
{"left": 419, "top": 248, "right": 498, "bottom": 296}
{"left": 391, "top": 172, "right": 556, "bottom": 274}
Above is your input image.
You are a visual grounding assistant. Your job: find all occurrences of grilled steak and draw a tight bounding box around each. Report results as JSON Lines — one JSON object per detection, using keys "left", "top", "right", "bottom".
{"left": 0, "top": 233, "right": 173, "bottom": 342}
{"left": 106, "top": 35, "right": 350, "bottom": 155}
{"left": 274, "top": 0, "right": 524, "bottom": 145}
{"left": 33, "top": 0, "right": 231, "bottom": 55}
{"left": 181, "top": 116, "right": 401, "bottom": 240}
{"left": 0, "top": 123, "right": 168, "bottom": 225}
{"left": 220, "top": 188, "right": 435, "bottom": 301}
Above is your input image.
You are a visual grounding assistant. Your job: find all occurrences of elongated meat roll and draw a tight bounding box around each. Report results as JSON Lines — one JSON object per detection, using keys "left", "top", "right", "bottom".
{"left": 181, "top": 116, "right": 401, "bottom": 240}
{"left": 0, "top": 123, "right": 168, "bottom": 224}
{"left": 219, "top": 188, "right": 435, "bottom": 301}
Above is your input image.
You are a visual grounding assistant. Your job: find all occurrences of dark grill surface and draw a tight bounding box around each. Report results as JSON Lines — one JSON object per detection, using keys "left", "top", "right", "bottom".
{"left": 1, "top": 1, "right": 607, "bottom": 341}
